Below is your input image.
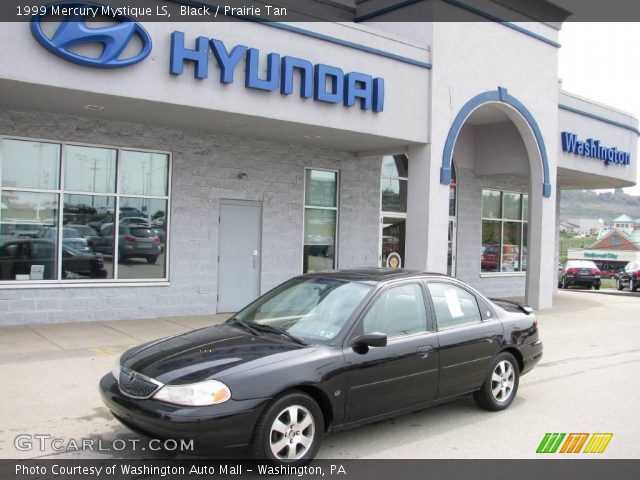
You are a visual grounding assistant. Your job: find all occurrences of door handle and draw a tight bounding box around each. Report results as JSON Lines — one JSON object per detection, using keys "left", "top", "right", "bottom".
{"left": 416, "top": 345, "right": 434, "bottom": 358}
{"left": 252, "top": 250, "right": 258, "bottom": 269}
{"left": 483, "top": 332, "right": 498, "bottom": 342}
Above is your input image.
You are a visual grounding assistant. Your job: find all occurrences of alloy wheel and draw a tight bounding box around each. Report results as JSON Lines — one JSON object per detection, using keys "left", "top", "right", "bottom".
{"left": 490, "top": 360, "right": 515, "bottom": 403}
{"left": 269, "top": 405, "right": 315, "bottom": 460}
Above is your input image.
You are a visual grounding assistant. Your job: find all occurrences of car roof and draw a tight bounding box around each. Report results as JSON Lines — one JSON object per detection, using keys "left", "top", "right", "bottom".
{"left": 301, "top": 268, "right": 449, "bottom": 284}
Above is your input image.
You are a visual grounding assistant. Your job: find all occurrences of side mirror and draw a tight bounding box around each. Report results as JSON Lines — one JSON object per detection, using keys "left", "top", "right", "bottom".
{"left": 352, "top": 332, "right": 387, "bottom": 348}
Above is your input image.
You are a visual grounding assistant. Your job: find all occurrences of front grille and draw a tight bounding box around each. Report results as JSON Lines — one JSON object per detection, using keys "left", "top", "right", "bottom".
{"left": 118, "top": 369, "right": 161, "bottom": 398}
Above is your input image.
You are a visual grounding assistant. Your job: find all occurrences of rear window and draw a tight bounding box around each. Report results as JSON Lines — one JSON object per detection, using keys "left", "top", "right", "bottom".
{"left": 129, "top": 228, "right": 156, "bottom": 238}
{"left": 567, "top": 261, "right": 597, "bottom": 269}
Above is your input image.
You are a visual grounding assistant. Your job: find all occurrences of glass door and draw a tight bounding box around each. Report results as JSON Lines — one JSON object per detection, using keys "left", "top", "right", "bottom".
{"left": 379, "top": 155, "right": 408, "bottom": 268}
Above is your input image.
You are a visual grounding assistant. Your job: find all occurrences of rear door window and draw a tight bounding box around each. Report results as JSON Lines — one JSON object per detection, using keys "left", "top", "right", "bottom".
{"left": 427, "top": 282, "right": 482, "bottom": 331}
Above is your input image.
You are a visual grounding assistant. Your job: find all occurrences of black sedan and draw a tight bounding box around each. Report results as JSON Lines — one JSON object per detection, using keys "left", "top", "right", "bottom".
{"left": 0, "top": 239, "right": 107, "bottom": 280}
{"left": 616, "top": 261, "right": 640, "bottom": 292}
{"left": 100, "top": 269, "right": 542, "bottom": 465}
{"left": 558, "top": 260, "right": 601, "bottom": 290}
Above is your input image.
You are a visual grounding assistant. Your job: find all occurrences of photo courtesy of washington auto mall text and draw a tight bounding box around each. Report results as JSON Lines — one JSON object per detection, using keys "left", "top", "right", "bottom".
{"left": 1, "top": 0, "right": 640, "bottom": 479}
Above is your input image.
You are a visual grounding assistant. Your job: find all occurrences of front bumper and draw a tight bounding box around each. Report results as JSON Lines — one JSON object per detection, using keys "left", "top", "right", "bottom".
{"left": 519, "top": 339, "right": 543, "bottom": 375}
{"left": 99, "top": 374, "right": 269, "bottom": 449}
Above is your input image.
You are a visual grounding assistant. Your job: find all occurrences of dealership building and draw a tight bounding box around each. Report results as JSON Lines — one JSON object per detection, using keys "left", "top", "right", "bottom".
{"left": 0, "top": 0, "right": 637, "bottom": 325}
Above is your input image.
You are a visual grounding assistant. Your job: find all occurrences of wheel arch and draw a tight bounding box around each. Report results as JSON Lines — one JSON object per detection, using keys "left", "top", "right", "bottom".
{"left": 276, "top": 385, "right": 334, "bottom": 433}
{"left": 500, "top": 347, "right": 524, "bottom": 373}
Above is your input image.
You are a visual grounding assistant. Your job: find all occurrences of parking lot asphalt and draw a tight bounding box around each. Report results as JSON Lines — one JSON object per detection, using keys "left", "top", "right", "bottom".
{"left": 0, "top": 290, "right": 638, "bottom": 459}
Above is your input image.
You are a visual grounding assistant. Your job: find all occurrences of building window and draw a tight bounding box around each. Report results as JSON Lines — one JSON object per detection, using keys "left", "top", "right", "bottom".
{"left": 0, "top": 137, "right": 170, "bottom": 284}
{"left": 380, "top": 155, "right": 408, "bottom": 268}
{"left": 481, "top": 189, "right": 528, "bottom": 273}
{"left": 303, "top": 169, "right": 338, "bottom": 273}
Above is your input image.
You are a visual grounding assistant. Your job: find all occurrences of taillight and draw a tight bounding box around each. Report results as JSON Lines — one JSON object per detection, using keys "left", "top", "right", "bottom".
{"left": 123, "top": 235, "right": 136, "bottom": 242}
{"left": 591, "top": 269, "right": 601, "bottom": 275}
{"left": 634, "top": 271, "right": 640, "bottom": 278}
{"left": 566, "top": 268, "right": 578, "bottom": 275}
{"left": 153, "top": 236, "right": 160, "bottom": 244}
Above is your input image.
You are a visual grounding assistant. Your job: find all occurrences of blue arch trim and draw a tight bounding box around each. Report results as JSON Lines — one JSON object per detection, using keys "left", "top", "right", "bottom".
{"left": 440, "top": 87, "right": 552, "bottom": 198}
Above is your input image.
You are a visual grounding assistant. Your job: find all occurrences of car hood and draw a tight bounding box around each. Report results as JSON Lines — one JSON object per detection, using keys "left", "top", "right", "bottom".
{"left": 120, "top": 323, "right": 312, "bottom": 384}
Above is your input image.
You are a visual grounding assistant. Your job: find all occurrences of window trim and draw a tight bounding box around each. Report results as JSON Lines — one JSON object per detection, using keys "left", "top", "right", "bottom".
{"left": 0, "top": 135, "right": 172, "bottom": 287}
{"left": 302, "top": 167, "right": 339, "bottom": 274}
{"left": 481, "top": 187, "right": 528, "bottom": 275}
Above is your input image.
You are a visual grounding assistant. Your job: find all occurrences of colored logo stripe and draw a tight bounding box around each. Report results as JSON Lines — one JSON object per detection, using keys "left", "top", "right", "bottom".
{"left": 537, "top": 433, "right": 613, "bottom": 454}
{"left": 583, "top": 433, "right": 613, "bottom": 453}
{"left": 537, "top": 433, "right": 565, "bottom": 453}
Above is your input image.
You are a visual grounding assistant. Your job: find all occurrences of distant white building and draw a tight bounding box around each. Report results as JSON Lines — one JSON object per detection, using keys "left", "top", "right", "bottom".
{"left": 561, "top": 218, "right": 603, "bottom": 235}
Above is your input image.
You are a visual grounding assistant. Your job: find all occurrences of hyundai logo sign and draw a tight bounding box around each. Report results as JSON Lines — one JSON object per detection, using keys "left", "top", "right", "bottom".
{"left": 30, "top": 2, "right": 152, "bottom": 68}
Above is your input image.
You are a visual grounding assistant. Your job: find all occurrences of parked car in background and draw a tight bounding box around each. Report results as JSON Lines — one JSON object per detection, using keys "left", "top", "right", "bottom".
{"left": 616, "top": 261, "right": 640, "bottom": 292}
{"left": 119, "top": 207, "right": 144, "bottom": 218}
{"left": 0, "top": 239, "right": 107, "bottom": 280}
{"left": 481, "top": 244, "right": 520, "bottom": 271}
{"left": 101, "top": 269, "right": 542, "bottom": 466}
{"left": 66, "top": 224, "right": 100, "bottom": 250}
{"left": 96, "top": 206, "right": 115, "bottom": 216}
{"left": 37, "top": 227, "right": 91, "bottom": 253}
{"left": 120, "top": 217, "right": 150, "bottom": 226}
{"left": 93, "top": 224, "right": 162, "bottom": 263}
{"left": 558, "top": 260, "right": 601, "bottom": 290}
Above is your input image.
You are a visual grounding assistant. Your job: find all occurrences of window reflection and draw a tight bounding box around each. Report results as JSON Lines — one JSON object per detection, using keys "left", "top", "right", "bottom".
{"left": 116, "top": 198, "right": 167, "bottom": 279}
{"left": 481, "top": 190, "right": 528, "bottom": 273}
{"left": 62, "top": 194, "right": 114, "bottom": 280}
{"left": 303, "top": 169, "right": 338, "bottom": 274}
{"left": 0, "top": 191, "right": 58, "bottom": 280}
{"left": 119, "top": 151, "right": 169, "bottom": 197}
{"left": 381, "top": 217, "right": 405, "bottom": 268}
{"left": 303, "top": 209, "right": 336, "bottom": 273}
{"left": 0, "top": 138, "right": 170, "bottom": 283}
{"left": 1, "top": 139, "right": 60, "bottom": 190}
{"left": 65, "top": 145, "right": 116, "bottom": 193}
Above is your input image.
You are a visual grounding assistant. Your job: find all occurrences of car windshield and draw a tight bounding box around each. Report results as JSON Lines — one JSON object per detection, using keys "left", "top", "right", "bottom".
{"left": 235, "top": 277, "right": 372, "bottom": 343}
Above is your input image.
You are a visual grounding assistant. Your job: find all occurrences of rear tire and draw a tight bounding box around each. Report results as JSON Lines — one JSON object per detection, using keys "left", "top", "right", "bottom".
{"left": 251, "top": 391, "right": 324, "bottom": 466}
{"left": 631, "top": 279, "right": 637, "bottom": 292}
{"left": 562, "top": 278, "right": 569, "bottom": 289}
{"left": 594, "top": 284, "right": 600, "bottom": 291}
{"left": 146, "top": 256, "right": 158, "bottom": 264}
{"left": 474, "top": 352, "right": 520, "bottom": 411}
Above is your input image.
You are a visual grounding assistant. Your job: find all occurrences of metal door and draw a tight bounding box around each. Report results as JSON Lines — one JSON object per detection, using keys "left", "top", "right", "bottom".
{"left": 217, "top": 200, "right": 262, "bottom": 313}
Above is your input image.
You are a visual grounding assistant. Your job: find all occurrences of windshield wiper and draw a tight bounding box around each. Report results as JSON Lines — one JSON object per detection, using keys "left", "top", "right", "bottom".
{"left": 251, "top": 323, "right": 308, "bottom": 346}
{"left": 227, "top": 317, "right": 261, "bottom": 336}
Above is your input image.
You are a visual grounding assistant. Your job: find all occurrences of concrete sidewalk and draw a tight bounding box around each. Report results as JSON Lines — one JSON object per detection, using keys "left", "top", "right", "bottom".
{"left": 0, "top": 313, "right": 230, "bottom": 357}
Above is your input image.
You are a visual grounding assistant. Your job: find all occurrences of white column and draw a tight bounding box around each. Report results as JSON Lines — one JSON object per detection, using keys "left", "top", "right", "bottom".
{"left": 405, "top": 144, "right": 450, "bottom": 273}
{"left": 525, "top": 173, "right": 557, "bottom": 310}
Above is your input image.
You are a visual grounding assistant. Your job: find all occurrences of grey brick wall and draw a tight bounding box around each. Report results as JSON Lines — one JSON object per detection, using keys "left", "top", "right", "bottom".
{"left": 0, "top": 109, "right": 381, "bottom": 325}
{"left": 455, "top": 167, "right": 528, "bottom": 298}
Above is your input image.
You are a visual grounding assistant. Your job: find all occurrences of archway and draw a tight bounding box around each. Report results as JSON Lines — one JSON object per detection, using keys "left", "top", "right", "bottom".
{"left": 438, "top": 87, "right": 555, "bottom": 308}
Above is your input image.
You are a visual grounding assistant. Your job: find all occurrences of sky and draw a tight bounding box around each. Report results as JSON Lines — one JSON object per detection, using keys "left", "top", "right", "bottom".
{"left": 558, "top": 22, "right": 640, "bottom": 195}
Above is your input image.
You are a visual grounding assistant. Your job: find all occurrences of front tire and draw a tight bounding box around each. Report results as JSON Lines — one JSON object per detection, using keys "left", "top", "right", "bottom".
{"left": 474, "top": 352, "right": 520, "bottom": 411}
{"left": 251, "top": 391, "right": 324, "bottom": 466}
{"left": 562, "top": 277, "right": 569, "bottom": 289}
{"left": 617, "top": 279, "right": 624, "bottom": 291}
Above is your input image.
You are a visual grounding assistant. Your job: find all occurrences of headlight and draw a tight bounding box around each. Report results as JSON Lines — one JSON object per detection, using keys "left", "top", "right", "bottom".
{"left": 111, "top": 357, "right": 121, "bottom": 380}
{"left": 152, "top": 380, "right": 231, "bottom": 406}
